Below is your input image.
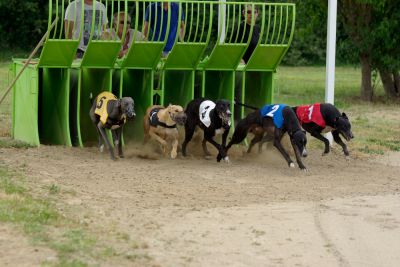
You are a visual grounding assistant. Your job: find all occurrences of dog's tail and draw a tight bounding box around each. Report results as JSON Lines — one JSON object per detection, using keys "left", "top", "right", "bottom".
{"left": 89, "top": 92, "right": 94, "bottom": 105}
{"left": 234, "top": 98, "right": 259, "bottom": 110}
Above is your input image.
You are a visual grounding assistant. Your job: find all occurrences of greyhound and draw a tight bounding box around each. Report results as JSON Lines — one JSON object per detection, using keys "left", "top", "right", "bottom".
{"left": 143, "top": 104, "right": 187, "bottom": 159}
{"left": 182, "top": 98, "right": 232, "bottom": 162}
{"left": 225, "top": 102, "right": 308, "bottom": 170}
{"left": 89, "top": 91, "right": 135, "bottom": 160}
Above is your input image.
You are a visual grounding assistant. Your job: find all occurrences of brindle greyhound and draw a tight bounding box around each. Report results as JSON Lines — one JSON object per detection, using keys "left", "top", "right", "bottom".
{"left": 89, "top": 91, "right": 135, "bottom": 160}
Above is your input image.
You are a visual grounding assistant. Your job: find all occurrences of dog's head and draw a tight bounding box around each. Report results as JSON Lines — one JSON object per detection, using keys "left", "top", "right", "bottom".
{"left": 120, "top": 97, "right": 136, "bottom": 119}
{"left": 292, "top": 130, "right": 308, "bottom": 157}
{"left": 215, "top": 100, "right": 232, "bottom": 126}
{"left": 167, "top": 104, "right": 187, "bottom": 125}
{"left": 334, "top": 113, "right": 354, "bottom": 141}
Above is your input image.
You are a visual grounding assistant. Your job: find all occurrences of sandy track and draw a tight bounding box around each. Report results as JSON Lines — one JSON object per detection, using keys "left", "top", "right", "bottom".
{"left": 0, "top": 143, "right": 400, "bottom": 266}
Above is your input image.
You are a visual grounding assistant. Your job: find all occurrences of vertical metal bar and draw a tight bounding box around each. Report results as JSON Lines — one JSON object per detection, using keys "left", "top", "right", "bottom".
{"left": 264, "top": 4, "right": 271, "bottom": 44}
{"left": 240, "top": 4, "right": 247, "bottom": 43}
{"left": 52, "top": 0, "right": 58, "bottom": 39}
{"left": 187, "top": 2, "right": 195, "bottom": 42}
{"left": 281, "top": 5, "right": 289, "bottom": 44}
{"left": 276, "top": 5, "right": 283, "bottom": 44}
{"left": 287, "top": 5, "right": 296, "bottom": 46}
{"left": 228, "top": 3, "right": 235, "bottom": 43}
{"left": 270, "top": 5, "right": 277, "bottom": 45}
{"left": 59, "top": 0, "right": 66, "bottom": 39}
{"left": 193, "top": 1, "right": 200, "bottom": 42}
{"left": 78, "top": 0, "right": 84, "bottom": 42}
{"left": 47, "top": 0, "right": 53, "bottom": 40}
{"left": 257, "top": 4, "right": 266, "bottom": 47}
{"left": 199, "top": 1, "right": 206, "bottom": 42}
{"left": 218, "top": 0, "right": 226, "bottom": 44}
{"left": 181, "top": 2, "right": 189, "bottom": 42}
{"left": 234, "top": 4, "right": 241, "bottom": 43}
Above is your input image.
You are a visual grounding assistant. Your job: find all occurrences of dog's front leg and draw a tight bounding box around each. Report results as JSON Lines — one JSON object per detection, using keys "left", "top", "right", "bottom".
{"left": 204, "top": 133, "right": 226, "bottom": 162}
{"left": 290, "top": 138, "right": 307, "bottom": 170}
{"left": 149, "top": 131, "right": 168, "bottom": 156}
{"left": 332, "top": 130, "right": 349, "bottom": 156}
{"left": 273, "top": 130, "right": 295, "bottom": 168}
{"left": 114, "top": 127, "right": 124, "bottom": 158}
{"left": 171, "top": 134, "right": 179, "bottom": 159}
{"left": 97, "top": 122, "right": 116, "bottom": 160}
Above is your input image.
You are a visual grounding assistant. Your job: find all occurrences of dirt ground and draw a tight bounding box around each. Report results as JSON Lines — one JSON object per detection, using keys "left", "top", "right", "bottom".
{"left": 1, "top": 139, "right": 400, "bottom": 266}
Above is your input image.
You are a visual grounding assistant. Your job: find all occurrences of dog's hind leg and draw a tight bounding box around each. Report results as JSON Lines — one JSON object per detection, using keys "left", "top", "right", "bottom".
{"left": 332, "top": 130, "right": 349, "bottom": 156}
{"left": 247, "top": 133, "right": 263, "bottom": 153}
{"left": 114, "top": 127, "right": 124, "bottom": 158}
{"left": 202, "top": 138, "right": 211, "bottom": 157}
{"left": 95, "top": 127, "right": 104, "bottom": 152}
{"left": 171, "top": 135, "right": 179, "bottom": 159}
{"left": 273, "top": 130, "right": 295, "bottom": 168}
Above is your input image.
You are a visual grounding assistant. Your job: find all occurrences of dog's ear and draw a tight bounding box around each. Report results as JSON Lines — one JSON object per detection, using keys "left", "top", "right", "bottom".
{"left": 342, "top": 112, "right": 348, "bottom": 119}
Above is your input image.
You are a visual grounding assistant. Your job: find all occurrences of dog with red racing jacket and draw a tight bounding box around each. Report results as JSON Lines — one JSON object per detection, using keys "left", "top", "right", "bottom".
{"left": 293, "top": 103, "right": 354, "bottom": 157}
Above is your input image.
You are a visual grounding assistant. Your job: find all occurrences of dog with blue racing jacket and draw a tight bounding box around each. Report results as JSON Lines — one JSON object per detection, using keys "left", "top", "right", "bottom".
{"left": 225, "top": 102, "right": 308, "bottom": 170}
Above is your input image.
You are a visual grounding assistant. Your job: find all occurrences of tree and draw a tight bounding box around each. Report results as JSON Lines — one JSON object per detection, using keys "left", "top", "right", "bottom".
{"left": 339, "top": 0, "right": 400, "bottom": 100}
{"left": 370, "top": 1, "right": 400, "bottom": 98}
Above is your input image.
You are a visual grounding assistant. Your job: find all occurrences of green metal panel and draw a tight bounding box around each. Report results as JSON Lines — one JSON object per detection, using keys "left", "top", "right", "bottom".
{"left": 38, "top": 40, "right": 79, "bottom": 67}
{"left": 118, "top": 69, "right": 153, "bottom": 142}
{"left": 77, "top": 68, "right": 112, "bottom": 146}
{"left": 203, "top": 45, "right": 247, "bottom": 70}
{"left": 162, "top": 70, "right": 194, "bottom": 107}
{"left": 244, "top": 71, "right": 274, "bottom": 108}
{"left": 81, "top": 41, "right": 121, "bottom": 68}
{"left": 121, "top": 43, "right": 165, "bottom": 69}
{"left": 246, "top": 46, "right": 288, "bottom": 71}
{"left": 164, "top": 44, "right": 208, "bottom": 70}
{"left": 202, "top": 70, "right": 235, "bottom": 127}
{"left": 39, "top": 68, "right": 71, "bottom": 146}
{"left": 12, "top": 60, "right": 40, "bottom": 146}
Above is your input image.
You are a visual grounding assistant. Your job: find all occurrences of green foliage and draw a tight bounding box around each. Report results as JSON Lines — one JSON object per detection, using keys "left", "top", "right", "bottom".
{"left": 0, "top": 0, "right": 49, "bottom": 50}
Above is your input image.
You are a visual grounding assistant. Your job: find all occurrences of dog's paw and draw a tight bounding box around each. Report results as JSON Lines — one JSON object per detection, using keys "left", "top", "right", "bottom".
{"left": 289, "top": 162, "right": 295, "bottom": 168}
{"left": 171, "top": 151, "right": 177, "bottom": 159}
{"left": 223, "top": 156, "right": 230, "bottom": 163}
{"left": 204, "top": 155, "right": 212, "bottom": 160}
{"left": 99, "top": 145, "right": 104, "bottom": 153}
{"left": 345, "top": 155, "right": 350, "bottom": 161}
{"left": 119, "top": 154, "right": 125, "bottom": 159}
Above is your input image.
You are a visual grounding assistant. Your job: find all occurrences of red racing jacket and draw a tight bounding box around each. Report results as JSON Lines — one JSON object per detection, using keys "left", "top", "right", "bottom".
{"left": 296, "top": 103, "right": 326, "bottom": 128}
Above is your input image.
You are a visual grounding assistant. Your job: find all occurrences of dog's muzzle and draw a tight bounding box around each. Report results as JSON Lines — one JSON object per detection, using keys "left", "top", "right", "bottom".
{"left": 219, "top": 110, "right": 232, "bottom": 125}
{"left": 172, "top": 112, "right": 187, "bottom": 125}
{"left": 302, "top": 148, "right": 308, "bottom": 157}
{"left": 342, "top": 131, "right": 354, "bottom": 141}
{"left": 127, "top": 109, "right": 136, "bottom": 119}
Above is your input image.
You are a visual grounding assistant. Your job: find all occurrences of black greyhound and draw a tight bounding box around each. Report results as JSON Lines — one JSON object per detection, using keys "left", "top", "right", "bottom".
{"left": 293, "top": 103, "right": 354, "bottom": 157}
{"left": 225, "top": 102, "right": 308, "bottom": 170}
{"left": 89, "top": 91, "right": 135, "bottom": 160}
{"left": 182, "top": 98, "right": 232, "bottom": 162}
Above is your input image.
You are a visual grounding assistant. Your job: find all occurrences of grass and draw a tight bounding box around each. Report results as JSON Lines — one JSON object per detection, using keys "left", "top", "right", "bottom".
{"left": 0, "top": 163, "right": 153, "bottom": 265}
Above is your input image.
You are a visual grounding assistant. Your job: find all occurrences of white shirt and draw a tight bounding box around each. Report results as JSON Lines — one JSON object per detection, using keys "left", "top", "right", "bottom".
{"left": 64, "top": 0, "right": 108, "bottom": 51}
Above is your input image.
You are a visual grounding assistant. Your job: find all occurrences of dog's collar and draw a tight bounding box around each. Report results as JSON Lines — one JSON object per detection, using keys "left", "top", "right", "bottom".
{"left": 149, "top": 108, "right": 176, "bottom": 129}
{"left": 157, "top": 121, "right": 177, "bottom": 129}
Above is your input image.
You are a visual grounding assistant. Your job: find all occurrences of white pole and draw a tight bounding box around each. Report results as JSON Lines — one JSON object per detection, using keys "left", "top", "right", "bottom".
{"left": 325, "top": 0, "right": 337, "bottom": 104}
{"left": 218, "top": 0, "right": 226, "bottom": 44}
{"left": 325, "top": 0, "right": 337, "bottom": 144}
